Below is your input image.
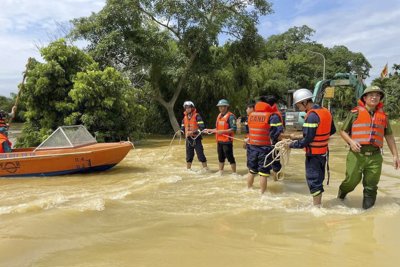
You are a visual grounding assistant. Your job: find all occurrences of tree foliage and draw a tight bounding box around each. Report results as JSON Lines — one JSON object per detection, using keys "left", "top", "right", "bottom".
{"left": 12, "top": 2, "right": 381, "bottom": 141}
{"left": 21, "top": 40, "right": 95, "bottom": 131}
{"left": 0, "top": 95, "right": 14, "bottom": 114}
{"left": 372, "top": 69, "right": 400, "bottom": 119}
{"left": 17, "top": 39, "right": 145, "bottom": 147}
{"left": 68, "top": 67, "right": 146, "bottom": 141}
{"left": 70, "top": 0, "right": 273, "bottom": 132}
{"left": 327, "top": 46, "right": 371, "bottom": 79}
{"left": 329, "top": 86, "right": 357, "bottom": 120}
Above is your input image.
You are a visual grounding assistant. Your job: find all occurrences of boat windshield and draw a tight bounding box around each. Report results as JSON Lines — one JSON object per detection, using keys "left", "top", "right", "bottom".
{"left": 34, "top": 125, "right": 97, "bottom": 151}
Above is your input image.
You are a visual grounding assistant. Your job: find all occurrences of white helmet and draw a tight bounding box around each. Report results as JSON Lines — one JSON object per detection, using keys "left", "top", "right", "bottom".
{"left": 183, "top": 101, "right": 195, "bottom": 108}
{"left": 293, "top": 88, "right": 313, "bottom": 105}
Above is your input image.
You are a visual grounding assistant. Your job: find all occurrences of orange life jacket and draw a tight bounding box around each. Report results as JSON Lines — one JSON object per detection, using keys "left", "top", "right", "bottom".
{"left": 0, "top": 133, "right": 12, "bottom": 153}
{"left": 183, "top": 109, "right": 199, "bottom": 137}
{"left": 304, "top": 107, "right": 332, "bottom": 155}
{"left": 270, "top": 104, "right": 284, "bottom": 128}
{"left": 248, "top": 102, "right": 272, "bottom": 146}
{"left": 216, "top": 111, "right": 235, "bottom": 142}
{"left": 351, "top": 100, "right": 387, "bottom": 148}
{"left": 0, "top": 118, "right": 8, "bottom": 128}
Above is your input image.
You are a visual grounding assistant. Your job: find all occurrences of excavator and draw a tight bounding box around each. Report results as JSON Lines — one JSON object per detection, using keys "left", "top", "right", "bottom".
{"left": 284, "top": 73, "right": 366, "bottom": 130}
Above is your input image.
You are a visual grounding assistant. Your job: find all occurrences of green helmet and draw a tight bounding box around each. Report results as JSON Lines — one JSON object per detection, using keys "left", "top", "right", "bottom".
{"left": 216, "top": 99, "right": 230, "bottom": 107}
{"left": 361, "top": 85, "right": 385, "bottom": 99}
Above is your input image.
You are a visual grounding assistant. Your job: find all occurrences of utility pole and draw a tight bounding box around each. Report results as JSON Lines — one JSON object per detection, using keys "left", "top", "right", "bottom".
{"left": 305, "top": 49, "right": 326, "bottom": 80}
{"left": 305, "top": 49, "right": 330, "bottom": 110}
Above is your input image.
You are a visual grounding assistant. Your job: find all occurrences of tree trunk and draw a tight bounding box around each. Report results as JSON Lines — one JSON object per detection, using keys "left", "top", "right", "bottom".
{"left": 154, "top": 52, "right": 198, "bottom": 133}
{"left": 166, "top": 104, "right": 180, "bottom": 133}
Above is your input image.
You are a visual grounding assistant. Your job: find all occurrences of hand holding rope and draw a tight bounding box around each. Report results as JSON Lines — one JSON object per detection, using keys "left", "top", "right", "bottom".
{"left": 263, "top": 139, "right": 294, "bottom": 181}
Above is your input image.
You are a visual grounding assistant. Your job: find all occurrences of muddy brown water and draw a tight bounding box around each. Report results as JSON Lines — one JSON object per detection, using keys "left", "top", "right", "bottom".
{"left": 1, "top": 123, "right": 400, "bottom": 267}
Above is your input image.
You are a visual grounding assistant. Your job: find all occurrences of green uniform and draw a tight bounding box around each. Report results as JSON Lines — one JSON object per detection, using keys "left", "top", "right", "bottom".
{"left": 338, "top": 110, "right": 392, "bottom": 208}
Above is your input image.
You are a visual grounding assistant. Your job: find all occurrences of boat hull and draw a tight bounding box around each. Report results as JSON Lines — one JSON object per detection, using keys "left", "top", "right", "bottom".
{"left": 0, "top": 142, "right": 132, "bottom": 177}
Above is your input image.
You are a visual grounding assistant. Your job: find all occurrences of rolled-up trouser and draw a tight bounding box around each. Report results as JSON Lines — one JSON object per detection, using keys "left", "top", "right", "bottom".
{"left": 338, "top": 150, "right": 382, "bottom": 199}
{"left": 186, "top": 138, "right": 207, "bottom": 163}
{"left": 305, "top": 154, "right": 327, "bottom": 196}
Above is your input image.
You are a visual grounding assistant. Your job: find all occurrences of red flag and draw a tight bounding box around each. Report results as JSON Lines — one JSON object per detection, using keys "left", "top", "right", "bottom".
{"left": 380, "top": 63, "right": 388, "bottom": 79}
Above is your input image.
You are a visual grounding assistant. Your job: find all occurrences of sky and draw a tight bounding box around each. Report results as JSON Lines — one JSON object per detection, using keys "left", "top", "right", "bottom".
{"left": 0, "top": 0, "right": 399, "bottom": 97}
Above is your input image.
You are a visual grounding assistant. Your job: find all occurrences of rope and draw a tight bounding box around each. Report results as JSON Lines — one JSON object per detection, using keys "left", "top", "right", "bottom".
{"left": 205, "top": 131, "right": 245, "bottom": 142}
{"left": 161, "top": 129, "right": 183, "bottom": 160}
{"left": 188, "top": 129, "right": 207, "bottom": 141}
{"left": 127, "top": 137, "right": 145, "bottom": 161}
{"left": 326, "top": 149, "right": 330, "bottom": 185}
{"left": 219, "top": 133, "right": 246, "bottom": 142}
{"left": 122, "top": 140, "right": 135, "bottom": 149}
{"left": 162, "top": 128, "right": 240, "bottom": 160}
{"left": 263, "top": 139, "right": 294, "bottom": 181}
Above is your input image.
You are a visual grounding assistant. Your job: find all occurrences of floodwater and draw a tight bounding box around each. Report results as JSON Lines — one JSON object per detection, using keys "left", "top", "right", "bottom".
{"left": 1, "top": 124, "right": 400, "bottom": 267}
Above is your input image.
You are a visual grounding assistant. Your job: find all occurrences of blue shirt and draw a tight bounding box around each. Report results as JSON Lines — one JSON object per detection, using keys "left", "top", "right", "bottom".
{"left": 2, "top": 141, "right": 11, "bottom": 152}
{"left": 269, "top": 114, "right": 284, "bottom": 144}
{"left": 226, "top": 114, "right": 237, "bottom": 132}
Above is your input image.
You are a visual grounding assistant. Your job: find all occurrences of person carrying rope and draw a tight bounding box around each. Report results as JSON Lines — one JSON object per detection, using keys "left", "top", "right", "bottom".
{"left": 337, "top": 86, "right": 400, "bottom": 209}
{"left": 289, "top": 89, "right": 336, "bottom": 207}
{"left": 246, "top": 96, "right": 284, "bottom": 194}
{"left": 205, "top": 99, "right": 237, "bottom": 175}
{"left": 262, "top": 95, "right": 285, "bottom": 181}
{"left": 181, "top": 101, "right": 208, "bottom": 171}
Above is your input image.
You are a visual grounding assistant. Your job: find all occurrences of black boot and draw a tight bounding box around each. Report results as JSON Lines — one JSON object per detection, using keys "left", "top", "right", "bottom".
{"left": 337, "top": 189, "right": 347, "bottom": 200}
{"left": 362, "top": 196, "right": 376, "bottom": 209}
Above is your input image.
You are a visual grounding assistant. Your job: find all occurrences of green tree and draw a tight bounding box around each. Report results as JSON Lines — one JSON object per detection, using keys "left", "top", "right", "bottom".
{"left": 68, "top": 67, "right": 146, "bottom": 141}
{"left": 372, "top": 72, "right": 400, "bottom": 119}
{"left": 329, "top": 86, "right": 357, "bottom": 120}
{"left": 71, "top": 0, "right": 273, "bottom": 133}
{"left": 392, "top": 64, "right": 400, "bottom": 77}
{"left": 0, "top": 93, "right": 25, "bottom": 123}
{"left": 18, "top": 39, "right": 95, "bottom": 146}
{"left": 249, "top": 59, "right": 297, "bottom": 98}
{"left": 263, "top": 25, "right": 316, "bottom": 60}
{"left": 262, "top": 26, "right": 371, "bottom": 90}
{"left": 182, "top": 25, "right": 267, "bottom": 120}
{"left": 327, "top": 46, "right": 371, "bottom": 79}
{"left": 0, "top": 95, "right": 14, "bottom": 114}
{"left": 17, "top": 39, "right": 145, "bottom": 147}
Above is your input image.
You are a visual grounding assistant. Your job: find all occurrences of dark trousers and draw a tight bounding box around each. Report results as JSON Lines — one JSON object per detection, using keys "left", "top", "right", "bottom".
{"left": 246, "top": 145, "right": 273, "bottom": 175}
{"left": 272, "top": 160, "right": 282, "bottom": 172}
{"left": 217, "top": 142, "right": 235, "bottom": 164}
{"left": 186, "top": 138, "right": 207, "bottom": 163}
{"left": 305, "top": 154, "right": 326, "bottom": 196}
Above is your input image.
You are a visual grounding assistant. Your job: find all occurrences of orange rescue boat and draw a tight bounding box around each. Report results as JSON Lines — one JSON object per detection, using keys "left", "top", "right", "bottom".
{"left": 0, "top": 125, "right": 132, "bottom": 177}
